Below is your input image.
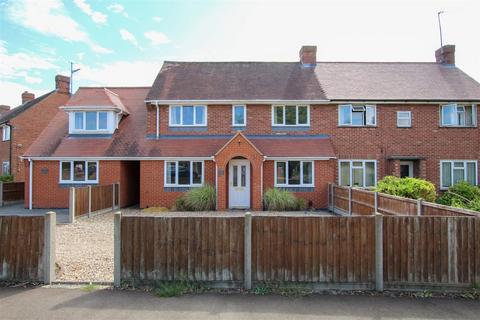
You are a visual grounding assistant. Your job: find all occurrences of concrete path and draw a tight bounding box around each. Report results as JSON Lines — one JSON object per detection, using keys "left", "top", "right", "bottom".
{"left": 0, "top": 287, "right": 478, "bottom": 320}
{"left": 0, "top": 203, "right": 69, "bottom": 224}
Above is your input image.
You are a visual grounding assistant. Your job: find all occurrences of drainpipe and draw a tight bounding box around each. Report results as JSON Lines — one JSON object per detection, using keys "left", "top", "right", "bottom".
{"left": 28, "top": 158, "right": 33, "bottom": 210}
{"left": 7, "top": 123, "right": 12, "bottom": 176}
{"left": 155, "top": 102, "right": 159, "bottom": 139}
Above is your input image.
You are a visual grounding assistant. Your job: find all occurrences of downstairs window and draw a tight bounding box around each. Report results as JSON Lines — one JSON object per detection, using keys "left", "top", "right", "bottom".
{"left": 339, "top": 160, "right": 376, "bottom": 187}
{"left": 60, "top": 160, "right": 98, "bottom": 183}
{"left": 165, "top": 161, "right": 204, "bottom": 186}
{"left": 440, "top": 160, "right": 477, "bottom": 189}
{"left": 275, "top": 160, "right": 313, "bottom": 186}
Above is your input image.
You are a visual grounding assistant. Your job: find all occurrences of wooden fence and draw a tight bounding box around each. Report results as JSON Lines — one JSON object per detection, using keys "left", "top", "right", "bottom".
{"left": 0, "top": 212, "right": 55, "bottom": 283}
{"left": 329, "top": 184, "right": 479, "bottom": 217}
{"left": 0, "top": 182, "right": 25, "bottom": 206}
{"left": 116, "top": 213, "right": 480, "bottom": 291}
{"left": 69, "top": 183, "right": 120, "bottom": 222}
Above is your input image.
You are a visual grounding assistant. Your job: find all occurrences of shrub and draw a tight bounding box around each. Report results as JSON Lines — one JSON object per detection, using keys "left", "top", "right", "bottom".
{"left": 437, "top": 181, "right": 480, "bottom": 211}
{"left": 263, "top": 188, "right": 308, "bottom": 211}
{"left": 173, "top": 185, "right": 216, "bottom": 211}
{"left": 376, "top": 176, "right": 436, "bottom": 202}
{"left": 0, "top": 175, "right": 13, "bottom": 182}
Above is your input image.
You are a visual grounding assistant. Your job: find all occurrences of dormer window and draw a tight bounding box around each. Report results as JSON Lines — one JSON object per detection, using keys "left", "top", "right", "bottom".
{"left": 68, "top": 110, "right": 116, "bottom": 134}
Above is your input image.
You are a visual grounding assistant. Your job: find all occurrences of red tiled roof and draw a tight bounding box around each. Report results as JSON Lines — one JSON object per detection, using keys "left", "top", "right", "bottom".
{"left": 147, "top": 61, "right": 480, "bottom": 102}
{"left": 65, "top": 87, "right": 133, "bottom": 114}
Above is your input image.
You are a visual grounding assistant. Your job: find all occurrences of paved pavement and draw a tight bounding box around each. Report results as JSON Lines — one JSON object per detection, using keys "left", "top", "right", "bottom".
{"left": 0, "top": 203, "right": 69, "bottom": 224}
{"left": 0, "top": 287, "right": 478, "bottom": 319}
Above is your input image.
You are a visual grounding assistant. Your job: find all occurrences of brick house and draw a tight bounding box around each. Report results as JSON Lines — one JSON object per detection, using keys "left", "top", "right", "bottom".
{"left": 0, "top": 75, "right": 70, "bottom": 182}
{"left": 24, "top": 45, "right": 480, "bottom": 210}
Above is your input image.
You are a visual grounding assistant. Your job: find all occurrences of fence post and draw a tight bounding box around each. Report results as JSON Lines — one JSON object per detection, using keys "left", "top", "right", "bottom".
{"left": 88, "top": 185, "right": 92, "bottom": 217}
{"left": 114, "top": 211, "right": 122, "bottom": 288}
{"left": 332, "top": 185, "right": 335, "bottom": 214}
{"left": 348, "top": 187, "right": 352, "bottom": 215}
{"left": 374, "top": 191, "right": 378, "bottom": 214}
{"left": 69, "top": 187, "right": 75, "bottom": 223}
{"left": 327, "top": 183, "right": 331, "bottom": 211}
{"left": 417, "top": 198, "right": 423, "bottom": 216}
{"left": 44, "top": 211, "right": 56, "bottom": 284}
{"left": 112, "top": 183, "right": 116, "bottom": 210}
{"left": 0, "top": 181, "right": 3, "bottom": 207}
{"left": 117, "top": 183, "right": 121, "bottom": 209}
{"left": 375, "top": 213, "right": 384, "bottom": 292}
{"left": 244, "top": 212, "right": 252, "bottom": 290}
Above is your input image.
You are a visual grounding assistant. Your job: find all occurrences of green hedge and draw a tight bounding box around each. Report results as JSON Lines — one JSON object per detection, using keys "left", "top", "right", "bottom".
{"left": 376, "top": 176, "right": 436, "bottom": 202}
{"left": 0, "top": 175, "right": 13, "bottom": 182}
{"left": 437, "top": 181, "right": 480, "bottom": 211}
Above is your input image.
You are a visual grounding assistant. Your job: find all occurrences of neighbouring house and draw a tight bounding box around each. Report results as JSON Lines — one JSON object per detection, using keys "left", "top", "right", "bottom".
{"left": 23, "top": 45, "right": 480, "bottom": 210}
{"left": 0, "top": 75, "right": 70, "bottom": 182}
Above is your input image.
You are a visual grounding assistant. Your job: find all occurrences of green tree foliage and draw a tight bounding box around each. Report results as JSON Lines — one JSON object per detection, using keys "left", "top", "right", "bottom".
{"left": 437, "top": 181, "right": 480, "bottom": 212}
{"left": 376, "top": 176, "right": 436, "bottom": 202}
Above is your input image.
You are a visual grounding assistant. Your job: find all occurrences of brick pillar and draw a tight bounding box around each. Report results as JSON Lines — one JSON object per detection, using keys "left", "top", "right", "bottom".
{"left": 391, "top": 160, "right": 401, "bottom": 177}
{"left": 217, "top": 164, "right": 228, "bottom": 210}
{"left": 419, "top": 159, "right": 427, "bottom": 179}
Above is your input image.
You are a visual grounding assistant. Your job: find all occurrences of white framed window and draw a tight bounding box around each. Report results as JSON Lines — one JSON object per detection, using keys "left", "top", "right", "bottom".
{"left": 338, "top": 160, "right": 377, "bottom": 187}
{"left": 164, "top": 160, "right": 204, "bottom": 186}
{"left": 272, "top": 105, "right": 309, "bottom": 126}
{"left": 169, "top": 105, "right": 207, "bottom": 126}
{"left": 440, "top": 160, "right": 477, "bottom": 189}
{"left": 339, "top": 104, "right": 376, "bottom": 126}
{"left": 441, "top": 104, "right": 476, "bottom": 127}
{"left": 397, "top": 111, "right": 412, "bottom": 127}
{"left": 2, "top": 161, "right": 9, "bottom": 175}
{"left": 72, "top": 111, "right": 109, "bottom": 132}
{"left": 232, "top": 105, "right": 246, "bottom": 126}
{"left": 2, "top": 125, "right": 10, "bottom": 141}
{"left": 59, "top": 160, "right": 99, "bottom": 184}
{"left": 274, "top": 160, "right": 314, "bottom": 187}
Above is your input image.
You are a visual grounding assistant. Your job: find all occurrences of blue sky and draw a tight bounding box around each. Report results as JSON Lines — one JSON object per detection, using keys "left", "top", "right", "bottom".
{"left": 1, "top": 0, "right": 479, "bottom": 107}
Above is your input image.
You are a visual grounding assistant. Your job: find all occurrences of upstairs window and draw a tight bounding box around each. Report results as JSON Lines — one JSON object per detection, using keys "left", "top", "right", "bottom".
{"left": 272, "top": 105, "right": 309, "bottom": 126}
{"left": 2, "top": 126, "right": 10, "bottom": 141}
{"left": 170, "top": 105, "right": 207, "bottom": 126}
{"left": 73, "top": 111, "right": 109, "bottom": 132}
{"left": 339, "top": 105, "right": 376, "bottom": 126}
{"left": 165, "top": 160, "right": 204, "bottom": 186}
{"left": 397, "top": 111, "right": 412, "bottom": 127}
{"left": 60, "top": 160, "right": 98, "bottom": 183}
{"left": 339, "top": 160, "right": 376, "bottom": 187}
{"left": 441, "top": 104, "right": 476, "bottom": 127}
{"left": 232, "top": 105, "right": 246, "bottom": 126}
{"left": 275, "top": 160, "right": 313, "bottom": 186}
{"left": 440, "top": 160, "right": 477, "bottom": 189}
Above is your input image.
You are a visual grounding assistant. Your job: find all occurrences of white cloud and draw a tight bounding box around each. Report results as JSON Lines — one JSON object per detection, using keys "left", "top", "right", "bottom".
{"left": 0, "top": 41, "right": 58, "bottom": 84}
{"left": 7, "top": 0, "right": 111, "bottom": 54}
{"left": 108, "top": 3, "right": 128, "bottom": 18}
{"left": 73, "top": 0, "right": 107, "bottom": 24}
{"left": 0, "top": 81, "right": 49, "bottom": 108}
{"left": 153, "top": 16, "right": 162, "bottom": 22}
{"left": 144, "top": 31, "right": 170, "bottom": 45}
{"left": 75, "top": 59, "right": 165, "bottom": 87}
{"left": 76, "top": 52, "right": 85, "bottom": 61}
{"left": 120, "top": 28, "right": 142, "bottom": 50}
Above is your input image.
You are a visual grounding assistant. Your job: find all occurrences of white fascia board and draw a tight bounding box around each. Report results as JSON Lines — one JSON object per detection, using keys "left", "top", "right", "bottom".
{"left": 22, "top": 156, "right": 215, "bottom": 161}
{"left": 265, "top": 156, "right": 336, "bottom": 160}
{"left": 145, "top": 99, "right": 330, "bottom": 105}
{"left": 60, "top": 105, "right": 123, "bottom": 112}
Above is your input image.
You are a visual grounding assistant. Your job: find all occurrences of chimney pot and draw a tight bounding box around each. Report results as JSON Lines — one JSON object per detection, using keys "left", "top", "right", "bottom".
{"left": 21, "top": 91, "right": 35, "bottom": 104}
{"left": 55, "top": 75, "right": 71, "bottom": 94}
{"left": 435, "top": 44, "right": 455, "bottom": 65}
{"left": 299, "top": 45, "right": 317, "bottom": 67}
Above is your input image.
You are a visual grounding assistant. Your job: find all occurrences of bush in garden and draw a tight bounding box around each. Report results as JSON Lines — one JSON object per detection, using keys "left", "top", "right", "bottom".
{"left": 173, "top": 184, "right": 216, "bottom": 211}
{"left": 376, "top": 176, "right": 436, "bottom": 202}
{"left": 0, "top": 175, "right": 13, "bottom": 182}
{"left": 436, "top": 181, "right": 480, "bottom": 211}
{"left": 263, "top": 188, "right": 308, "bottom": 211}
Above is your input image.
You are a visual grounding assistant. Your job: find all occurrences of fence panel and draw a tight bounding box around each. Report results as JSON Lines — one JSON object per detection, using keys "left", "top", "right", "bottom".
{"left": 423, "top": 202, "right": 478, "bottom": 217}
{"left": 91, "top": 185, "right": 113, "bottom": 212}
{"left": 251, "top": 216, "right": 375, "bottom": 286}
{"left": 332, "top": 186, "right": 349, "bottom": 214}
{"left": 0, "top": 215, "right": 45, "bottom": 281}
{"left": 121, "top": 215, "right": 245, "bottom": 284}
{"left": 74, "top": 187, "right": 89, "bottom": 217}
{"left": 351, "top": 189, "right": 375, "bottom": 215}
{"left": 377, "top": 194, "right": 417, "bottom": 216}
{"left": 383, "top": 216, "right": 480, "bottom": 288}
{"left": 2, "top": 182, "right": 25, "bottom": 203}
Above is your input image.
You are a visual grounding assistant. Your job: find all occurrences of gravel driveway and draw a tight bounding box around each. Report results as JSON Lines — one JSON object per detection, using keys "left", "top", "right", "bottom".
{"left": 56, "top": 212, "right": 114, "bottom": 282}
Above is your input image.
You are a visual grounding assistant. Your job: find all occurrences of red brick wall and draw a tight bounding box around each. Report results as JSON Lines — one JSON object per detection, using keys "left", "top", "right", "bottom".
{"left": 147, "top": 103, "right": 480, "bottom": 188}
{"left": 8, "top": 91, "right": 69, "bottom": 182}
{"left": 139, "top": 160, "right": 215, "bottom": 208}
{"left": 26, "top": 160, "right": 139, "bottom": 209}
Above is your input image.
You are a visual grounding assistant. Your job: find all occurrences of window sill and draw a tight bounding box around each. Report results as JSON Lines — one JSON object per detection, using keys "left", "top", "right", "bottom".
{"left": 164, "top": 186, "right": 201, "bottom": 192}
{"left": 438, "top": 126, "right": 477, "bottom": 129}
{"left": 337, "top": 125, "right": 377, "bottom": 128}
{"left": 275, "top": 186, "right": 315, "bottom": 192}
{"left": 272, "top": 126, "right": 310, "bottom": 132}
{"left": 168, "top": 126, "right": 208, "bottom": 132}
{"left": 59, "top": 182, "right": 98, "bottom": 188}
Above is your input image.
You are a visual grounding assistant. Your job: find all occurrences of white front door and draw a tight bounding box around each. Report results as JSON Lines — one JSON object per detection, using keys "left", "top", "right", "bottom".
{"left": 228, "top": 160, "right": 250, "bottom": 208}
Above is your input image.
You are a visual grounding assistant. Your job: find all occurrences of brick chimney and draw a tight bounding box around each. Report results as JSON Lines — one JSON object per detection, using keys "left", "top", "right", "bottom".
{"left": 299, "top": 45, "right": 317, "bottom": 67}
{"left": 435, "top": 45, "right": 455, "bottom": 65}
{"left": 21, "top": 91, "right": 35, "bottom": 104}
{"left": 55, "top": 75, "right": 71, "bottom": 94}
